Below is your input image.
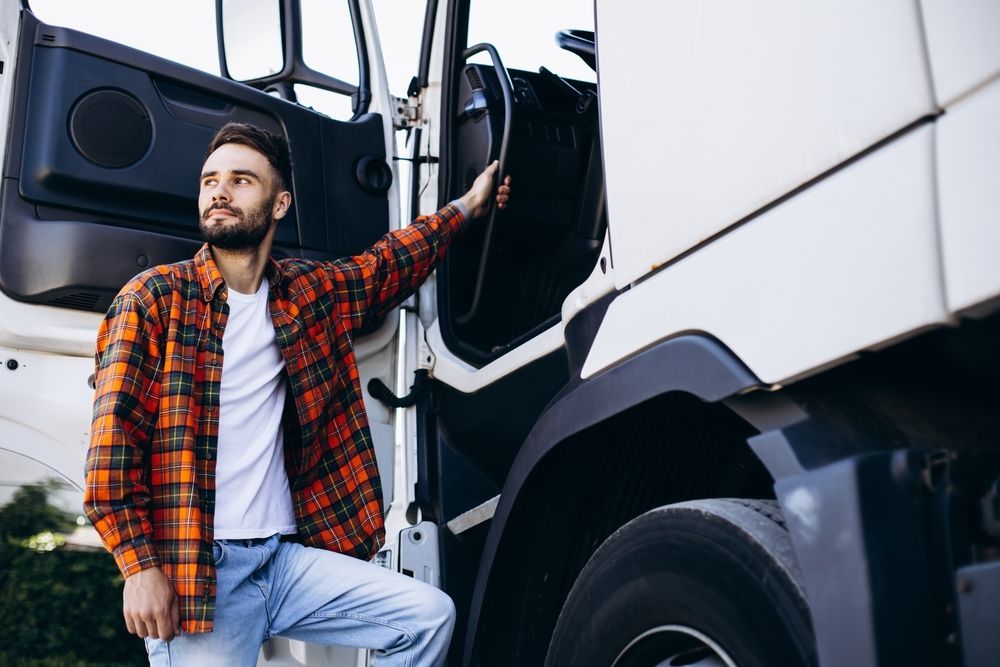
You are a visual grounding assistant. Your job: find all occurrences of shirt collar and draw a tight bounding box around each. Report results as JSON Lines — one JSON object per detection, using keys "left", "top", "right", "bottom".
{"left": 194, "top": 244, "right": 225, "bottom": 302}
{"left": 193, "top": 243, "right": 284, "bottom": 302}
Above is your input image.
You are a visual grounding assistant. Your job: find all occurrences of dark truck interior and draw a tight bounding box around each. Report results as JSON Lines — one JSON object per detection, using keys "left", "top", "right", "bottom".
{"left": 0, "top": 6, "right": 389, "bottom": 315}
{"left": 437, "top": 30, "right": 604, "bottom": 366}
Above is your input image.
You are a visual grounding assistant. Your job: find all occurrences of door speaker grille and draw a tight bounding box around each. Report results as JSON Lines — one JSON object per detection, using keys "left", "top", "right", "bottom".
{"left": 69, "top": 89, "right": 152, "bottom": 168}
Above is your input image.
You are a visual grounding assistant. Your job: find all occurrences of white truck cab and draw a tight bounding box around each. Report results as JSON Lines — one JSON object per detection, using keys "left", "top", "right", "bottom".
{"left": 1, "top": 1, "right": 999, "bottom": 665}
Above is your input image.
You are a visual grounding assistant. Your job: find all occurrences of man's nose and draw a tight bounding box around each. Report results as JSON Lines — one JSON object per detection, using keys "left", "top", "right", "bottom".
{"left": 211, "top": 181, "right": 231, "bottom": 201}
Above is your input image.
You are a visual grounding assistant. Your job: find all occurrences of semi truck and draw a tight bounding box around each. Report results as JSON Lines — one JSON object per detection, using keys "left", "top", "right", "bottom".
{"left": 1, "top": 0, "right": 998, "bottom": 665}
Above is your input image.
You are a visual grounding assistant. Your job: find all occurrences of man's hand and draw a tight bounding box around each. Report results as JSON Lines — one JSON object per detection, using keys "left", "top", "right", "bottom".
{"left": 123, "top": 567, "right": 181, "bottom": 642}
{"left": 459, "top": 160, "right": 512, "bottom": 219}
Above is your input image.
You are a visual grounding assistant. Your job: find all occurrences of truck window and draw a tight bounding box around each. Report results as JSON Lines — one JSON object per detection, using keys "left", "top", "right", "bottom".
{"left": 467, "top": 1, "right": 595, "bottom": 84}
{"left": 294, "top": 0, "right": 361, "bottom": 120}
{"left": 28, "top": 0, "right": 221, "bottom": 75}
{"left": 31, "top": 0, "right": 364, "bottom": 121}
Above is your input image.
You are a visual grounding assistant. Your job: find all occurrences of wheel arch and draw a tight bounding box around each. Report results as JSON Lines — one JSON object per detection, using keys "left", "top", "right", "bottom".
{"left": 460, "top": 333, "right": 769, "bottom": 665}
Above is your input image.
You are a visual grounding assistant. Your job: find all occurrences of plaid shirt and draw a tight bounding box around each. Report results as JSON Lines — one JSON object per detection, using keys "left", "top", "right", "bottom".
{"left": 84, "top": 203, "right": 466, "bottom": 633}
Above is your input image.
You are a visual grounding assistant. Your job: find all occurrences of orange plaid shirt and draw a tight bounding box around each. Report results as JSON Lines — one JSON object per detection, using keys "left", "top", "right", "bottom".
{"left": 84, "top": 204, "right": 466, "bottom": 633}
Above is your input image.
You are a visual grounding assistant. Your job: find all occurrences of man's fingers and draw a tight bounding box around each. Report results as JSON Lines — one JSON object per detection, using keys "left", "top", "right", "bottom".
{"left": 171, "top": 596, "right": 181, "bottom": 638}
{"left": 484, "top": 162, "right": 499, "bottom": 183}
{"left": 122, "top": 566, "right": 179, "bottom": 640}
{"left": 158, "top": 615, "right": 176, "bottom": 640}
{"left": 155, "top": 609, "right": 175, "bottom": 642}
{"left": 495, "top": 175, "right": 511, "bottom": 209}
{"left": 132, "top": 616, "right": 149, "bottom": 638}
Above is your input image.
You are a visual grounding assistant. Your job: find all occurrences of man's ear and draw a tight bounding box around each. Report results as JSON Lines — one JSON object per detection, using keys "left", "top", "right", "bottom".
{"left": 273, "top": 190, "right": 292, "bottom": 221}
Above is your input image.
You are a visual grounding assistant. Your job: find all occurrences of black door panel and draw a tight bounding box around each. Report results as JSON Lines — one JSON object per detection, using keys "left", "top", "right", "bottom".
{"left": 0, "top": 180, "right": 201, "bottom": 312}
{"left": 0, "top": 13, "right": 391, "bottom": 312}
{"left": 18, "top": 46, "right": 283, "bottom": 238}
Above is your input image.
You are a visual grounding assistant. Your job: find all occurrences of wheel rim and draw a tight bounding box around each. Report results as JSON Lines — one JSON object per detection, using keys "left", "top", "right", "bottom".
{"left": 611, "top": 625, "right": 737, "bottom": 667}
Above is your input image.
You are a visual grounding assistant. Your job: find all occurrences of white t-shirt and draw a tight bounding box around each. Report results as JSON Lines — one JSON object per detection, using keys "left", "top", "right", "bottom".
{"left": 213, "top": 277, "right": 297, "bottom": 539}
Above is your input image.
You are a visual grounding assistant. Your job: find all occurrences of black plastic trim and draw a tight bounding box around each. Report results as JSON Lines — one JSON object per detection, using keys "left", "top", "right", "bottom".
{"left": 461, "top": 334, "right": 760, "bottom": 664}
{"left": 563, "top": 289, "right": 617, "bottom": 378}
{"left": 774, "top": 450, "right": 942, "bottom": 666}
{"left": 417, "top": 0, "right": 440, "bottom": 90}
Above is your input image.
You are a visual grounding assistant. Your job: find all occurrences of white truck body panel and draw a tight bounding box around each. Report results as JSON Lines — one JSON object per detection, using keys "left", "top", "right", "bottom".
{"left": 0, "top": 289, "right": 101, "bottom": 355}
{"left": 920, "top": 0, "right": 1000, "bottom": 107}
{"left": 935, "top": 76, "right": 1000, "bottom": 315}
{"left": 597, "top": 0, "right": 936, "bottom": 289}
{"left": 424, "top": 318, "right": 565, "bottom": 394}
{"left": 0, "top": 346, "right": 94, "bottom": 485}
{"left": 582, "top": 125, "right": 948, "bottom": 384}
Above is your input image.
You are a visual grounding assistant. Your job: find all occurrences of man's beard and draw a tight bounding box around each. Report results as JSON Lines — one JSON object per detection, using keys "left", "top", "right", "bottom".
{"left": 199, "top": 195, "right": 275, "bottom": 251}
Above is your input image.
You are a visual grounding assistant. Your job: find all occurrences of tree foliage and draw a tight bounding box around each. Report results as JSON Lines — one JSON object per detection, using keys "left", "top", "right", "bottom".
{"left": 0, "top": 484, "right": 145, "bottom": 666}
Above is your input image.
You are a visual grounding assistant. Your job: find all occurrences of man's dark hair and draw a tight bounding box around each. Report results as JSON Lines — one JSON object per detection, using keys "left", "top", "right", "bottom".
{"left": 206, "top": 122, "right": 293, "bottom": 192}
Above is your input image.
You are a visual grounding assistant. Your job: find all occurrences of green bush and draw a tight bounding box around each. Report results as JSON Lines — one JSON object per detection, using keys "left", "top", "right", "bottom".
{"left": 0, "top": 484, "right": 145, "bottom": 666}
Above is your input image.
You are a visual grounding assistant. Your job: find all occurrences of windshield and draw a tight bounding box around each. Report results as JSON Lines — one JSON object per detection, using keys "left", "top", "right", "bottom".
{"left": 467, "top": 1, "right": 596, "bottom": 83}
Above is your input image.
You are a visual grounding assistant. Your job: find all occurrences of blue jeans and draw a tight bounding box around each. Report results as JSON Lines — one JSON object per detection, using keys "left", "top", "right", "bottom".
{"left": 145, "top": 535, "right": 455, "bottom": 666}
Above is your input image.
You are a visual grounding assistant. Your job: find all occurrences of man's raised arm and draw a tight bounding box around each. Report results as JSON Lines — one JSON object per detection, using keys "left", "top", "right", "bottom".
{"left": 329, "top": 161, "right": 511, "bottom": 333}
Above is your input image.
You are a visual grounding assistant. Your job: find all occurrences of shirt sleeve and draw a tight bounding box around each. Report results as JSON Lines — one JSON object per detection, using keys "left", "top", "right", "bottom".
{"left": 84, "top": 290, "right": 163, "bottom": 578}
{"left": 328, "top": 201, "right": 468, "bottom": 332}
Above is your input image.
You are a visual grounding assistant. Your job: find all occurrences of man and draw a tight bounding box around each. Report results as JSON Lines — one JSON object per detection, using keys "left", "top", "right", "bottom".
{"left": 84, "top": 122, "right": 510, "bottom": 666}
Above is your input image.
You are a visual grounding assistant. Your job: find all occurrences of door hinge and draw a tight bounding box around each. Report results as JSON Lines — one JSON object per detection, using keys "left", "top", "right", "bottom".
{"left": 391, "top": 93, "right": 422, "bottom": 130}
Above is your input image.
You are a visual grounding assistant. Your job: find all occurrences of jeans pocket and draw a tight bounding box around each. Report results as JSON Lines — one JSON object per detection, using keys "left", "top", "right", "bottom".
{"left": 212, "top": 541, "right": 226, "bottom": 566}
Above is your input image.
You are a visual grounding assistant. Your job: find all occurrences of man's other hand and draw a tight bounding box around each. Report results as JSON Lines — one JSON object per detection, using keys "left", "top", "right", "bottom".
{"left": 460, "top": 160, "right": 512, "bottom": 219}
{"left": 123, "top": 566, "right": 181, "bottom": 642}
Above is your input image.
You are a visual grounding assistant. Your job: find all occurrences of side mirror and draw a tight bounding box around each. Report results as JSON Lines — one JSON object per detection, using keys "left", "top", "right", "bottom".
{"left": 216, "top": 0, "right": 284, "bottom": 81}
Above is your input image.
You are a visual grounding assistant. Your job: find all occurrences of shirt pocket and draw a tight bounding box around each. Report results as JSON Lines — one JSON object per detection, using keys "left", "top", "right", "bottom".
{"left": 291, "top": 322, "right": 344, "bottom": 434}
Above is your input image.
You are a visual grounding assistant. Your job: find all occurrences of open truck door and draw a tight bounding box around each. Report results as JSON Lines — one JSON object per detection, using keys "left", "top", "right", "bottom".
{"left": 0, "top": 1, "right": 414, "bottom": 663}
{"left": 397, "top": 2, "right": 612, "bottom": 663}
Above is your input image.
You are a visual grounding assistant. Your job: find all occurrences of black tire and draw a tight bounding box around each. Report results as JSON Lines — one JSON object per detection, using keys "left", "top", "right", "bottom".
{"left": 545, "top": 499, "right": 816, "bottom": 667}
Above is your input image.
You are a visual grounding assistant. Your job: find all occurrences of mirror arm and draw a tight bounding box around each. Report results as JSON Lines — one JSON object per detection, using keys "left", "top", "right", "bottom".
{"left": 241, "top": 70, "right": 358, "bottom": 98}
{"left": 214, "top": 0, "right": 231, "bottom": 79}
{"left": 283, "top": 0, "right": 301, "bottom": 77}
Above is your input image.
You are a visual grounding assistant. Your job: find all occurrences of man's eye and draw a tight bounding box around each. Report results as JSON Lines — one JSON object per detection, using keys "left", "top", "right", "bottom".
{"left": 236, "top": 177, "right": 250, "bottom": 185}
{"left": 203, "top": 179, "right": 217, "bottom": 187}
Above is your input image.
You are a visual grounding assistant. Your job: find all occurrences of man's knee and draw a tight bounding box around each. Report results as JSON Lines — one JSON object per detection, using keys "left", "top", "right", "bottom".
{"left": 428, "top": 585, "right": 457, "bottom": 625}
{"left": 435, "top": 587, "right": 457, "bottom": 630}
{"left": 411, "top": 583, "right": 456, "bottom": 636}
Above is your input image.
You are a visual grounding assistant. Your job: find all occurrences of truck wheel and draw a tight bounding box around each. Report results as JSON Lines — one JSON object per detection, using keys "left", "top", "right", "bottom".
{"left": 544, "top": 499, "right": 816, "bottom": 667}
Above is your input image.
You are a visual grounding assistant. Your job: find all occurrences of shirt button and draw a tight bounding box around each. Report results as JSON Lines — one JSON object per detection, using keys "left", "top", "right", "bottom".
{"left": 206, "top": 405, "right": 216, "bottom": 413}
{"left": 205, "top": 451, "right": 213, "bottom": 460}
